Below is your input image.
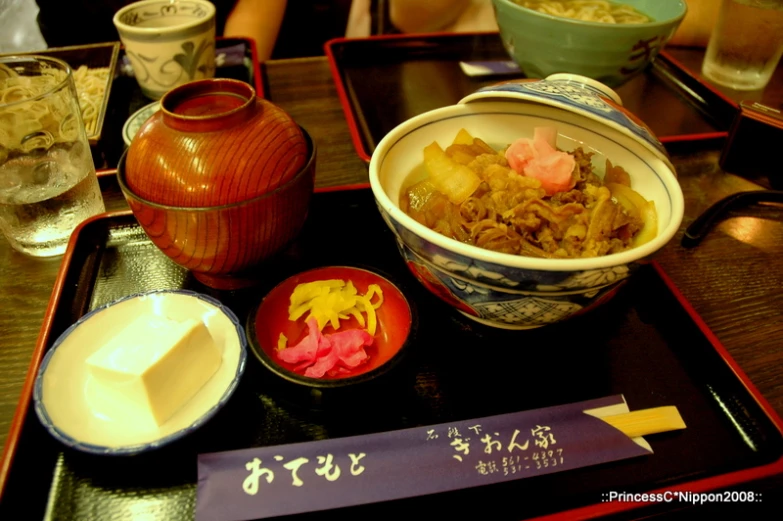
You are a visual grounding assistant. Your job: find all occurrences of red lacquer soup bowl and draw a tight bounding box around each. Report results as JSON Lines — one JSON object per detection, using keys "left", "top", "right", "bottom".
{"left": 247, "top": 266, "right": 414, "bottom": 391}
{"left": 118, "top": 78, "right": 315, "bottom": 290}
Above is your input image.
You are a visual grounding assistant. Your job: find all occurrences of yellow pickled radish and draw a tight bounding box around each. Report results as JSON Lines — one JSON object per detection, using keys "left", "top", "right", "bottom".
{"left": 286, "top": 279, "right": 384, "bottom": 335}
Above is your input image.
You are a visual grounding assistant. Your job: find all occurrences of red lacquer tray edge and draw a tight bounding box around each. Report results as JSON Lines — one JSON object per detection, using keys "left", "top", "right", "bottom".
{"left": 657, "top": 49, "right": 740, "bottom": 111}
{"left": 2, "top": 199, "right": 782, "bottom": 518}
{"left": 0, "top": 209, "right": 133, "bottom": 497}
{"left": 324, "top": 34, "right": 733, "bottom": 165}
{"left": 324, "top": 35, "right": 373, "bottom": 164}
{"left": 531, "top": 261, "right": 783, "bottom": 521}
{"left": 0, "top": 180, "right": 369, "bottom": 496}
{"left": 324, "top": 31, "right": 502, "bottom": 165}
{"left": 659, "top": 132, "right": 727, "bottom": 144}
{"left": 244, "top": 36, "right": 264, "bottom": 100}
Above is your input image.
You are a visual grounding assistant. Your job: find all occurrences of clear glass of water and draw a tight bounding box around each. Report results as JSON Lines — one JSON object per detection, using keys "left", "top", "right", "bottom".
{"left": 701, "top": 0, "right": 783, "bottom": 91}
{"left": 0, "top": 55, "right": 105, "bottom": 257}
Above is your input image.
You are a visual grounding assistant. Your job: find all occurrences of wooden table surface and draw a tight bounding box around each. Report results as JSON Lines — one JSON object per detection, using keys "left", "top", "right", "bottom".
{"left": 1, "top": 50, "right": 782, "bottom": 518}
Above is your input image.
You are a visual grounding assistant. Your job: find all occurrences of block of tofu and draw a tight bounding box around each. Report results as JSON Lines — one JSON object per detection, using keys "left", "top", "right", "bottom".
{"left": 85, "top": 313, "right": 223, "bottom": 426}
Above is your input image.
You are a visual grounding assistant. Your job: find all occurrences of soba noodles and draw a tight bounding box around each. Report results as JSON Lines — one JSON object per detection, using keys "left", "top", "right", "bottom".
{"left": 0, "top": 62, "right": 109, "bottom": 147}
{"left": 73, "top": 65, "right": 111, "bottom": 137}
{"left": 513, "top": 0, "right": 651, "bottom": 24}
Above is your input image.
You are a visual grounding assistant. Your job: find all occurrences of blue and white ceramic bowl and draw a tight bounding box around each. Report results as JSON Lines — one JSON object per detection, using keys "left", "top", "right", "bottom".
{"left": 368, "top": 74, "right": 684, "bottom": 330}
{"left": 122, "top": 101, "right": 160, "bottom": 146}
{"left": 33, "top": 290, "right": 247, "bottom": 455}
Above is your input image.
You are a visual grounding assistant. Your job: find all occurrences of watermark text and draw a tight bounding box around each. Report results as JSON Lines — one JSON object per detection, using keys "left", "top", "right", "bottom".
{"left": 602, "top": 490, "right": 761, "bottom": 505}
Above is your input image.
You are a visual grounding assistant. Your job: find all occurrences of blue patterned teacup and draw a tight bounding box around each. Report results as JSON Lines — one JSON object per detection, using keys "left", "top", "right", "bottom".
{"left": 368, "top": 74, "right": 684, "bottom": 330}
{"left": 113, "top": 0, "right": 216, "bottom": 100}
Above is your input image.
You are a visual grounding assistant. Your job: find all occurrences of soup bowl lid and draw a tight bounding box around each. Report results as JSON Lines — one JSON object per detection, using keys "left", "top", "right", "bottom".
{"left": 459, "top": 73, "right": 674, "bottom": 172}
{"left": 124, "top": 79, "right": 309, "bottom": 208}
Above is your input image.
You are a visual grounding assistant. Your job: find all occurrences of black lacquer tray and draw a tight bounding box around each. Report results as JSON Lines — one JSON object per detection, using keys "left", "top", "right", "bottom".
{"left": 1, "top": 187, "right": 782, "bottom": 521}
{"left": 325, "top": 33, "right": 736, "bottom": 163}
{"left": 92, "top": 37, "right": 263, "bottom": 172}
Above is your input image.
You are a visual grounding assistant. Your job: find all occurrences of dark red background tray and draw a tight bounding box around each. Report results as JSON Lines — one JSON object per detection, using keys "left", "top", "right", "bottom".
{"left": 325, "top": 33, "right": 736, "bottom": 163}
{"left": 1, "top": 187, "right": 782, "bottom": 520}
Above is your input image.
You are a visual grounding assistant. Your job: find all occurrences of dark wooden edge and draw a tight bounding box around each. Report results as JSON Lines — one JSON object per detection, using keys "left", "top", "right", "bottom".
{"left": 315, "top": 182, "right": 371, "bottom": 193}
{"left": 0, "top": 208, "right": 133, "bottom": 498}
{"left": 3, "top": 193, "right": 782, "bottom": 515}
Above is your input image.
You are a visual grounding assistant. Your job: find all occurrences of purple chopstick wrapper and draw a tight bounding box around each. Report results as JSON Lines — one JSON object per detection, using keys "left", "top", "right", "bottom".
{"left": 196, "top": 395, "right": 651, "bottom": 521}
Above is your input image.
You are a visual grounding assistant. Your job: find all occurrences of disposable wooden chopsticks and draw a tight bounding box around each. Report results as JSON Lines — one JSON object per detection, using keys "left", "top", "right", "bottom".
{"left": 599, "top": 406, "right": 686, "bottom": 438}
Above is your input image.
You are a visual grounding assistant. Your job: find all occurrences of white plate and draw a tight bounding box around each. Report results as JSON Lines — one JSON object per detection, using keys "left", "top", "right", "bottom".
{"left": 122, "top": 101, "right": 160, "bottom": 147}
{"left": 33, "top": 290, "right": 247, "bottom": 455}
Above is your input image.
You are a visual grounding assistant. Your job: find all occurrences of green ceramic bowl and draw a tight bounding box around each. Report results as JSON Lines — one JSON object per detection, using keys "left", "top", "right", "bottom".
{"left": 491, "top": 0, "right": 687, "bottom": 87}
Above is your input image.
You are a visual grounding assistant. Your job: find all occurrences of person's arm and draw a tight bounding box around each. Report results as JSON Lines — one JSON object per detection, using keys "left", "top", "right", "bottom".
{"left": 388, "top": 0, "right": 473, "bottom": 33}
{"left": 224, "top": 0, "right": 287, "bottom": 61}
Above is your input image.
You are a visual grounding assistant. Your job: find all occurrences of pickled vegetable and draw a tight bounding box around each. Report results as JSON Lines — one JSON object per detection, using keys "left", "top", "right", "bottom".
{"left": 286, "top": 279, "right": 384, "bottom": 335}
{"left": 423, "top": 142, "right": 481, "bottom": 205}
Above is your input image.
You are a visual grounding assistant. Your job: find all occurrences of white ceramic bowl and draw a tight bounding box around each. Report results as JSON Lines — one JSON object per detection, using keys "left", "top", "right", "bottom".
{"left": 369, "top": 75, "right": 684, "bottom": 329}
{"left": 34, "top": 290, "right": 247, "bottom": 455}
{"left": 113, "top": 0, "right": 216, "bottom": 99}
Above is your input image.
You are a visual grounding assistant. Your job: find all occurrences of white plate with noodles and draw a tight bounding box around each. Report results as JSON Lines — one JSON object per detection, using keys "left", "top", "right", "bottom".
{"left": 123, "top": 101, "right": 160, "bottom": 147}
{"left": 0, "top": 42, "right": 120, "bottom": 144}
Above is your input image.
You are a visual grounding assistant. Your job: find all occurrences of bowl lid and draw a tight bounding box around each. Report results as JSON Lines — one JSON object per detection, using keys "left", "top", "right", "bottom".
{"left": 459, "top": 73, "right": 674, "bottom": 172}
{"left": 124, "top": 79, "right": 309, "bottom": 207}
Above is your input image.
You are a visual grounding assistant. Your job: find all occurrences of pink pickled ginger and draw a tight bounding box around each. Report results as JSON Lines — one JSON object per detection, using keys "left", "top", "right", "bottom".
{"left": 505, "top": 127, "right": 576, "bottom": 196}
{"left": 276, "top": 318, "right": 323, "bottom": 365}
{"left": 277, "top": 317, "right": 373, "bottom": 378}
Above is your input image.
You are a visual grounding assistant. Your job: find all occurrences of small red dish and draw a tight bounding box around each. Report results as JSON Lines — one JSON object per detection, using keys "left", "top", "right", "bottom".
{"left": 247, "top": 266, "right": 414, "bottom": 390}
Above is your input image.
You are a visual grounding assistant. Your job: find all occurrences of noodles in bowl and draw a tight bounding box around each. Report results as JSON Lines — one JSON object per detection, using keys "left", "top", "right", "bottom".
{"left": 512, "top": 0, "right": 651, "bottom": 24}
